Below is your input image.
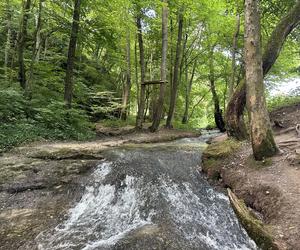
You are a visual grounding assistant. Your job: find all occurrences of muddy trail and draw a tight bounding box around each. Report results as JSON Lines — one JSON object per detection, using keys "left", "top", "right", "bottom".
{"left": 0, "top": 131, "right": 257, "bottom": 250}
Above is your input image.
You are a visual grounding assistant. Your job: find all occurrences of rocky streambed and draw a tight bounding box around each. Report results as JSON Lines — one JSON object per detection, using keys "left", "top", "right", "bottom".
{"left": 0, "top": 131, "right": 257, "bottom": 250}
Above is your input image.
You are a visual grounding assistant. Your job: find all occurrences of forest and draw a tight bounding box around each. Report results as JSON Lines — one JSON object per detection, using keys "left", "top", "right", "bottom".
{"left": 0, "top": 0, "right": 299, "bottom": 156}
{"left": 0, "top": 0, "right": 300, "bottom": 249}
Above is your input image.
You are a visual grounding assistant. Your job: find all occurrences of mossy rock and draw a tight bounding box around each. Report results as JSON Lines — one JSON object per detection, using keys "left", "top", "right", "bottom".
{"left": 202, "top": 139, "right": 242, "bottom": 179}
{"left": 228, "top": 189, "right": 279, "bottom": 250}
{"left": 201, "top": 159, "right": 222, "bottom": 180}
{"left": 203, "top": 139, "right": 242, "bottom": 160}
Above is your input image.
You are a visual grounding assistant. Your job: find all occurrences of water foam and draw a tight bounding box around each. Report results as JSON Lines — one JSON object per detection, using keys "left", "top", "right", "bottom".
{"left": 37, "top": 162, "right": 153, "bottom": 250}
{"left": 162, "top": 181, "right": 257, "bottom": 250}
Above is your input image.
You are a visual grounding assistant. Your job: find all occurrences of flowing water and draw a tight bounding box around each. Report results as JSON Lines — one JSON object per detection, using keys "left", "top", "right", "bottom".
{"left": 36, "top": 131, "right": 257, "bottom": 250}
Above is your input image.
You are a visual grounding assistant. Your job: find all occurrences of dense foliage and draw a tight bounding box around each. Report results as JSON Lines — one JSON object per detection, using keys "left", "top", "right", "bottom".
{"left": 0, "top": 0, "right": 299, "bottom": 151}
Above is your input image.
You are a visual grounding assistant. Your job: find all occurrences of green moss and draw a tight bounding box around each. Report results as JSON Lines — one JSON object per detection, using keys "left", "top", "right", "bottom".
{"left": 201, "top": 159, "right": 222, "bottom": 180}
{"left": 253, "top": 129, "right": 278, "bottom": 161}
{"left": 202, "top": 139, "right": 243, "bottom": 180}
{"left": 203, "top": 139, "right": 242, "bottom": 159}
{"left": 228, "top": 189, "right": 278, "bottom": 250}
{"left": 246, "top": 155, "right": 273, "bottom": 169}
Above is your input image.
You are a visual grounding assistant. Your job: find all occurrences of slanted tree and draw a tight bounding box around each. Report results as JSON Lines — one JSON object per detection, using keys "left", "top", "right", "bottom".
{"left": 64, "top": 0, "right": 81, "bottom": 109}
{"left": 150, "top": 0, "right": 168, "bottom": 132}
{"left": 226, "top": 0, "right": 300, "bottom": 140}
{"left": 17, "top": 0, "right": 31, "bottom": 93}
{"left": 166, "top": 8, "right": 184, "bottom": 128}
{"left": 244, "top": 0, "right": 278, "bottom": 160}
{"left": 209, "top": 47, "right": 226, "bottom": 132}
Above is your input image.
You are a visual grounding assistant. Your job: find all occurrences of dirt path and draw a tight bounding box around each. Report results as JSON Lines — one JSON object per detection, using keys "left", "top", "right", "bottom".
{"left": 203, "top": 103, "right": 300, "bottom": 249}
{"left": 0, "top": 128, "right": 200, "bottom": 250}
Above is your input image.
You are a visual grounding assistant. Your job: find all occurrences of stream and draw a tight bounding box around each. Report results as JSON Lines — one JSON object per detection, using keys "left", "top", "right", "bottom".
{"left": 36, "top": 131, "right": 257, "bottom": 250}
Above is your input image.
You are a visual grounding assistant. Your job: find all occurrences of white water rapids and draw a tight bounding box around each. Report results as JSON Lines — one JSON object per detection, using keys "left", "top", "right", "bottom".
{"left": 36, "top": 135, "right": 257, "bottom": 250}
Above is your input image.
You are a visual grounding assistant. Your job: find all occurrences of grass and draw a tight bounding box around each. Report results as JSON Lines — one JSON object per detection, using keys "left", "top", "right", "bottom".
{"left": 99, "top": 116, "right": 136, "bottom": 128}
{"left": 0, "top": 120, "right": 95, "bottom": 153}
{"left": 268, "top": 95, "right": 300, "bottom": 111}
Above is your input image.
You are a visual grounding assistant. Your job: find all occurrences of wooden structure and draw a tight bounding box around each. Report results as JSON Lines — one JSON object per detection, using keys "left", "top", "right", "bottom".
{"left": 142, "top": 80, "right": 168, "bottom": 85}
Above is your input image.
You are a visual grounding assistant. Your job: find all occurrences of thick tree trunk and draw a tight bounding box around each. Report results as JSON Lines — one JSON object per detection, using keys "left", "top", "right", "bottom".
{"left": 245, "top": 0, "right": 278, "bottom": 160}
{"left": 150, "top": 0, "right": 168, "bottom": 132}
{"left": 166, "top": 9, "right": 184, "bottom": 128}
{"left": 135, "top": 15, "right": 146, "bottom": 130}
{"left": 17, "top": 0, "right": 31, "bottom": 92}
{"left": 121, "top": 33, "right": 132, "bottom": 121}
{"left": 209, "top": 50, "right": 226, "bottom": 132}
{"left": 228, "top": 12, "right": 240, "bottom": 100}
{"left": 226, "top": 0, "right": 300, "bottom": 140}
{"left": 226, "top": 80, "right": 248, "bottom": 139}
{"left": 64, "top": 0, "right": 81, "bottom": 109}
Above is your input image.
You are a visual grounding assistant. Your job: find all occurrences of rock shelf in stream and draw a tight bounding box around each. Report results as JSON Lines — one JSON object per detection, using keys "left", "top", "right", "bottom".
{"left": 36, "top": 135, "right": 257, "bottom": 250}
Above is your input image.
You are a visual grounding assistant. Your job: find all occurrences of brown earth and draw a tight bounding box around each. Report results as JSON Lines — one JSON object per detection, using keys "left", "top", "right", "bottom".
{"left": 203, "top": 103, "right": 300, "bottom": 250}
{"left": 0, "top": 128, "right": 200, "bottom": 250}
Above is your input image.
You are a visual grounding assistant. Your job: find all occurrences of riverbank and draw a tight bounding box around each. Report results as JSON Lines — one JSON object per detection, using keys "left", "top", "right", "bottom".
{"left": 0, "top": 128, "right": 201, "bottom": 250}
{"left": 202, "top": 103, "right": 300, "bottom": 250}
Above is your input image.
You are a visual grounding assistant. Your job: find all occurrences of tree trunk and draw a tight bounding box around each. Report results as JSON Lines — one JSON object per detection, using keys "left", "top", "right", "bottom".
{"left": 4, "top": 0, "right": 12, "bottom": 79}
{"left": 150, "top": 0, "right": 168, "bottom": 132}
{"left": 64, "top": 0, "right": 81, "bottom": 109}
{"left": 134, "top": 35, "right": 140, "bottom": 111}
{"left": 226, "top": 0, "right": 300, "bottom": 140}
{"left": 228, "top": 12, "right": 240, "bottom": 100}
{"left": 121, "top": 33, "right": 132, "bottom": 120}
{"left": 244, "top": 0, "right": 278, "bottom": 160}
{"left": 34, "top": 0, "right": 43, "bottom": 62}
{"left": 17, "top": 0, "right": 31, "bottom": 92}
{"left": 182, "top": 60, "right": 196, "bottom": 124}
{"left": 135, "top": 15, "right": 146, "bottom": 130}
{"left": 166, "top": 9, "right": 184, "bottom": 128}
{"left": 27, "top": 0, "right": 44, "bottom": 99}
{"left": 209, "top": 49, "right": 226, "bottom": 132}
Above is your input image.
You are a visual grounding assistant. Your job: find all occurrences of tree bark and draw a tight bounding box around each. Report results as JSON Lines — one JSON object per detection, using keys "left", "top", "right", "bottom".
{"left": 17, "top": 0, "right": 31, "bottom": 92}
{"left": 64, "top": 0, "right": 81, "bottom": 109}
{"left": 182, "top": 60, "right": 196, "bottom": 124}
{"left": 209, "top": 48, "right": 226, "bottom": 132}
{"left": 34, "top": 0, "right": 43, "bottom": 62}
{"left": 27, "top": 0, "right": 44, "bottom": 99}
{"left": 228, "top": 12, "right": 240, "bottom": 100}
{"left": 226, "top": 0, "right": 300, "bottom": 140}
{"left": 135, "top": 14, "right": 146, "bottom": 129}
{"left": 150, "top": 0, "right": 168, "bottom": 132}
{"left": 134, "top": 35, "right": 140, "bottom": 111}
{"left": 121, "top": 33, "right": 132, "bottom": 120}
{"left": 166, "top": 9, "right": 184, "bottom": 128}
{"left": 244, "top": 0, "right": 278, "bottom": 160}
{"left": 4, "top": 0, "right": 12, "bottom": 79}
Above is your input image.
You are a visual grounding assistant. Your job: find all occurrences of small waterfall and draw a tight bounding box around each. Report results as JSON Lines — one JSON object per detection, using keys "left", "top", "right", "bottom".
{"left": 36, "top": 137, "right": 257, "bottom": 250}
{"left": 37, "top": 163, "right": 153, "bottom": 250}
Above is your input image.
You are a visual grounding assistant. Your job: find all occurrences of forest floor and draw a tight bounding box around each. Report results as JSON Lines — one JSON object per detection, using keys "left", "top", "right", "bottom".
{"left": 203, "top": 103, "right": 300, "bottom": 250}
{"left": 0, "top": 127, "right": 200, "bottom": 250}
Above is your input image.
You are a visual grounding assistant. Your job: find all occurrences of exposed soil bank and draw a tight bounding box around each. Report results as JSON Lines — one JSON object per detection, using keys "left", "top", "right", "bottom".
{"left": 202, "top": 104, "right": 300, "bottom": 250}
{"left": 0, "top": 128, "right": 200, "bottom": 250}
